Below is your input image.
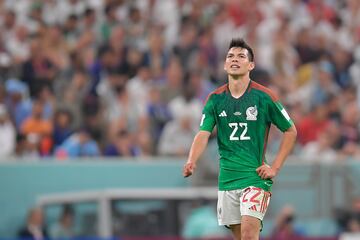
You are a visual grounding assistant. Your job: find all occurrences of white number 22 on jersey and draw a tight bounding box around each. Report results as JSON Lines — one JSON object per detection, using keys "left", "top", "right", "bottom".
{"left": 229, "top": 122, "right": 251, "bottom": 141}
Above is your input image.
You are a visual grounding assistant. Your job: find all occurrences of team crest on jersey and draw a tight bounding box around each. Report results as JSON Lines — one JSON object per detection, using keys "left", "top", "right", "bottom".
{"left": 246, "top": 105, "right": 258, "bottom": 121}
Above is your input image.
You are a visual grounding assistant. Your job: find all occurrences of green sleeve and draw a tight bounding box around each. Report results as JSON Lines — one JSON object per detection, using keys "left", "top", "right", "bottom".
{"left": 199, "top": 96, "right": 216, "bottom": 132}
{"left": 268, "top": 100, "right": 293, "bottom": 132}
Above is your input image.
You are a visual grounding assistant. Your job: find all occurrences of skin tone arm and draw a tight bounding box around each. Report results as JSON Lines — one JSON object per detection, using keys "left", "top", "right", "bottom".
{"left": 256, "top": 125, "right": 297, "bottom": 179}
{"left": 183, "top": 130, "right": 211, "bottom": 177}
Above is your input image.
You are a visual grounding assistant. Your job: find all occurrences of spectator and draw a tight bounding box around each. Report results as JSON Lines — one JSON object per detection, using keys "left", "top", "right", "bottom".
{"left": 173, "top": 24, "right": 198, "bottom": 70}
{"left": 168, "top": 84, "right": 203, "bottom": 129}
{"left": 270, "top": 205, "right": 303, "bottom": 240}
{"left": 62, "top": 69, "right": 91, "bottom": 128}
{"left": 14, "top": 134, "right": 27, "bottom": 157}
{"left": 187, "top": 69, "right": 215, "bottom": 103}
{"left": 146, "top": 85, "right": 172, "bottom": 154}
{"left": 143, "top": 27, "right": 170, "bottom": 80}
{"left": 104, "top": 129, "right": 139, "bottom": 157}
{"left": 158, "top": 112, "right": 197, "bottom": 156}
{"left": 5, "top": 78, "right": 32, "bottom": 130}
{"left": 5, "top": 25, "right": 30, "bottom": 65}
{"left": 15, "top": 133, "right": 40, "bottom": 158}
{"left": 338, "top": 101, "right": 360, "bottom": 157}
{"left": 100, "top": 2, "right": 119, "bottom": 42}
{"left": 0, "top": 0, "right": 359, "bottom": 160}
{"left": 18, "top": 207, "right": 48, "bottom": 240}
{"left": 0, "top": 10, "right": 17, "bottom": 44}
{"left": 35, "top": 83, "right": 55, "bottom": 120}
{"left": 41, "top": 24, "right": 70, "bottom": 70}
{"left": 297, "top": 103, "right": 331, "bottom": 145}
{"left": 127, "top": 65, "right": 153, "bottom": 116}
{"left": 105, "top": 81, "right": 146, "bottom": 135}
{"left": 0, "top": 104, "right": 16, "bottom": 158}
{"left": 20, "top": 99, "right": 53, "bottom": 156}
{"left": 62, "top": 15, "right": 80, "bottom": 49}
{"left": 49, "top": 204, "right": 77, "bottom": 239}
{"left": 125, "top": 6, "right": 147, "bottom": 50}
{"left": 302, "top": 121, "right": 340, "bottom": 163}
{"left": 53, "top": 109, "right": 74, "bottom": 149}
{"left": 21, "top": 36, "right": 57, "bottom": 97}
{"left": 158, "top": 57, "right": 183, "bottom": 102}
{"left": 81, "top": 8, "right": 97, "bottom": 34}
{"left": 336, "top": 197, "right": 360, "bottom": 235}
{"left": 55, "top": 128, "right": 100, "bottom": 158}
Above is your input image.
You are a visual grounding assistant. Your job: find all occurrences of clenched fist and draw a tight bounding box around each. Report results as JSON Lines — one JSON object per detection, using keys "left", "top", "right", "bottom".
{"left": 183, "top": 161, "right": 196, "bottom": 177}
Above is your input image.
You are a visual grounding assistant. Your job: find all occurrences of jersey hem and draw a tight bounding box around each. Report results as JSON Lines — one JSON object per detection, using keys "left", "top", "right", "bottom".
{"left": 218, "top": 185, "right": 271, "bottom": 192}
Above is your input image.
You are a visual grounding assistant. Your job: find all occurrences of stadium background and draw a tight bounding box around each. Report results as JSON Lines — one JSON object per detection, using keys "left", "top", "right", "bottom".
{"left": 0, "top": 0, "right": 360, "bottom": 239}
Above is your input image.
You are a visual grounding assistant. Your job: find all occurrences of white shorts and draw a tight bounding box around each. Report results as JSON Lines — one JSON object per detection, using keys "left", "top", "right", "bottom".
{"left": 217, "top": 186, "right": 271, "bottom": 226}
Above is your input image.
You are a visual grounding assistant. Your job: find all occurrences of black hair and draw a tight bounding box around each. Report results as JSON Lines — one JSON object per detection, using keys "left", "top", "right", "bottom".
{"left": 68, "top": 14, "right": 78, "bottom": 21}
{"left": 84, "top": 8, "right": 95, "bottom": 17}
{"left": 228, "top": 38, "right": 254, "bottom": 62}
{"left": 104, "top": 3, "right": 116, "bottom": 16}
{"left": 61, "top": 204, "right": 74, "bottom": 217}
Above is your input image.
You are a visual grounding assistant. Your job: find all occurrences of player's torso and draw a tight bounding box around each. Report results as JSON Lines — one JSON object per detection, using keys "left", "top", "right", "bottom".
{"left": 212, "top": 89, "right": 270, "bottom": 167}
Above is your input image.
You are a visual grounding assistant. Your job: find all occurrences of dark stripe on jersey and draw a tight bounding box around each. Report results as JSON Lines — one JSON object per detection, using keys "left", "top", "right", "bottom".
{"left": 262, "top": 126, "right": 270, "bottom": 165}
{"left": 249, "top": 81, "right": 279, "bottom": 102}
{"left": 204, "top": 84, "right": 228, "bottom": 104}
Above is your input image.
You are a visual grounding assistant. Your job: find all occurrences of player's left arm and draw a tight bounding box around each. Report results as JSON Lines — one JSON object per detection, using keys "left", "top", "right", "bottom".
{"left": 257, "top": 96, "right": 297, "bottom": 179}
{"left": 257, "top": 125, "right": 297, "bottom": 179}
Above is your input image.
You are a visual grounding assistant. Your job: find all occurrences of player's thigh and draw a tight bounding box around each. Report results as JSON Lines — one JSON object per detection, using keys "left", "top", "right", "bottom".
{"left": 241, "top": 215, "right": 261, "bottom": 240}
{"left": 240, "top": 187, "right": 271, "bottom": 221}
{"left": 229, "top": 224, "right": 241, "bottom": 240}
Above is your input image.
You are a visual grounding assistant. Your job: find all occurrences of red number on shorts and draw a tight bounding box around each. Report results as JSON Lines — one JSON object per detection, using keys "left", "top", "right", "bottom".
{"left": 242, "top": 188, "right": 251, "bottom": 202}
{"left": 242, "top": 187, "right": 261, "bottom": 203}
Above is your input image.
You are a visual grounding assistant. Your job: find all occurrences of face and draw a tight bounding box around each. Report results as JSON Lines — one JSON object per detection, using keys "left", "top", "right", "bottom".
{"left": 32, "top": 101, "right": 43, "bottom": 118}
{"left": 29, "top": 208, "right": 44, "bottom": 226}
{"left": 224, "top": 47, "right": 254, "bottom": 78}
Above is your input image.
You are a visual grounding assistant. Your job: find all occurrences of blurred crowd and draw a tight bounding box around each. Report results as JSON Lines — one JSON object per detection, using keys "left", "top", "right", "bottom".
{"left": 0, "top": 0, "right": 359, "bottom": 160}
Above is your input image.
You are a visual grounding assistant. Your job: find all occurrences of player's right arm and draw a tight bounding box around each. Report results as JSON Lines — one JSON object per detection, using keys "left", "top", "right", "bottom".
{"left": 183, "top": 130, "right": 211, "bottom": 177}
{"left": 183, "top": 94, "right": 216, "bottom": 177}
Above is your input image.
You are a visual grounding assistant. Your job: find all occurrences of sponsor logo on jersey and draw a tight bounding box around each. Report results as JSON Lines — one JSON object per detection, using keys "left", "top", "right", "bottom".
{"left": 219, "top": 110, "right": 227, "bottom": 117}
{"left": 234, "top": 111, "right": 242, "bottom": 116}
{"left": 246, "top": 105, "right": 258, "bottom": 120}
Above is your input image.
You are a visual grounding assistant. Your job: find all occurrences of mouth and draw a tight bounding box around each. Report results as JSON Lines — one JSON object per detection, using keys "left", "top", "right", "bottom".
{"left": 230, "top": 64, "right": 240, "bottom": 69}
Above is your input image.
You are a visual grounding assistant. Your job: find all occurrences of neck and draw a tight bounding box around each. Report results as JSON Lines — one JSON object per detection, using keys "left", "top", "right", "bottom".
{"left": 228, "top": 75, "right": 251, "bottom": 98}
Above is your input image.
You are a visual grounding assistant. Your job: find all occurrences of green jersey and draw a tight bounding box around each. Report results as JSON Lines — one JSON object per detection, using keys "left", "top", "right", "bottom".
{"left": 200, "top": 80, "right": 293, "bottom": 191}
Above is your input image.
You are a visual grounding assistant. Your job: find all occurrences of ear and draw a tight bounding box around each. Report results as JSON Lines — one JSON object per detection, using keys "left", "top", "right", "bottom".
{"left": 249, "top": 62, "right": 255, "bottom": 71}
{"left": 223, "top": 62, "right": 226, "bottom": 71}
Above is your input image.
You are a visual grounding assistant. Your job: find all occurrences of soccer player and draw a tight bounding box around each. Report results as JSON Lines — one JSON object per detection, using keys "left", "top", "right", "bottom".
{"left": 183, "top": 38, "right": 297, "bottom": 240}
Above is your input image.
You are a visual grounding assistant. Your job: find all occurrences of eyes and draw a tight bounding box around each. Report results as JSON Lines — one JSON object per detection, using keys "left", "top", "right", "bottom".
{"left": 226, "top": 53, "right": 247, "bottom": 59}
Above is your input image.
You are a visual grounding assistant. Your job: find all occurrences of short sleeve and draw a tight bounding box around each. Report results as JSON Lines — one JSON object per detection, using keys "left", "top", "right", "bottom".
{"left": 199, "top": 95, "right": 216, "bottom": 132}
{"left": 268, "top": 100, "right": 293, "bottom": 132}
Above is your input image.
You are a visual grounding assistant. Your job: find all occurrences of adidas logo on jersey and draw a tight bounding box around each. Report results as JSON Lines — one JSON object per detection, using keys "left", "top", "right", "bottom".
{"left": 219, "top": 110, "right": 227, "bottom": 117}
{"left": 249, "top": 205, "right": 258, "bottom": 211}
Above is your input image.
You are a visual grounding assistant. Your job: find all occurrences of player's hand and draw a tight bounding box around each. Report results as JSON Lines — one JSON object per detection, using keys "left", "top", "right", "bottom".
{"left": 256, "top": 164, "right": 277, "bottom": 179}
{"left": 183, "top": 161, "right": 196, "bottom": 178}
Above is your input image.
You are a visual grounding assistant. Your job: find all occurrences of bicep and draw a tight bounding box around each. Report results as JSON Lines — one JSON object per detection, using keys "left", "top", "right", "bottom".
{"left": 285, "top": 124, "right": 297, "bottom": 136}
{"left": 199, "top": 109, "right": 216, "bottom": 132}
{"left": 268, "top": 101, "right": 293, "bottom": 132}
